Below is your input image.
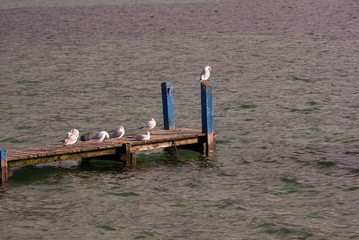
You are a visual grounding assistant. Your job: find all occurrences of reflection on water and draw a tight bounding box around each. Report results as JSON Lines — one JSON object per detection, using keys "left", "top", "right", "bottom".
{"left": 0, "top": 0, "right": 358, "bottom": 239}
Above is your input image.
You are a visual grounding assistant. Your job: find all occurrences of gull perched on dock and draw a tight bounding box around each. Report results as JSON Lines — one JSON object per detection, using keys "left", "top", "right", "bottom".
{"left": 110, "top": 126, "right": 125, "bottom": 139}
{"left": 199, "top": 66, "right": 211, "bottom": 82}
{"left": 91, "top": 131, "right": 110, "bottom": 142}
{"left": 139, "top": 118, "right": 156, "bottom": 133}
{"left": 134, "top": 131, "right": 151, "bottom": 141}
{"left": 61, "top": 128, "right": 79, "bottom": 146}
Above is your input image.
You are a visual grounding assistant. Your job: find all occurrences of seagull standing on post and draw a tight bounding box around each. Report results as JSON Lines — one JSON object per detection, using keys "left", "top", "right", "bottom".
{"left": 199, "top": 66, "right": 211, "bottom": 82}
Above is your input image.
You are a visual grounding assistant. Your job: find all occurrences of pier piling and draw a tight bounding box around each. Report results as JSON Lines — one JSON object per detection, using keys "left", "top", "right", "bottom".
{"left": 161, "top": 82, "right": 175, "bottom": 130}
{"left": 201, "top": 82, "right": 215, "bottom": 156}
{"left": 120, "top": 143, "right": 136, "bottom": 166}
{"left": 1, "top": 148, "right": 8, "bottom": 182}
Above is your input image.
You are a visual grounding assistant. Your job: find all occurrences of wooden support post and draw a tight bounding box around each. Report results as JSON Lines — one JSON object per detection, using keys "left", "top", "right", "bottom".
{"left": 161, "top": 82, "right": 175, "bottom": 130}
{"left": 201, "top": 83, "right": 215, "bottom": 156}
{"left": 120, "top": 143, "right": 136, "bottom": 167}
{"left": 1, "top": 148, "right": 8, "bottom": 183}
{"left": 164, "top": 141, "right": 180, "bottom": 161}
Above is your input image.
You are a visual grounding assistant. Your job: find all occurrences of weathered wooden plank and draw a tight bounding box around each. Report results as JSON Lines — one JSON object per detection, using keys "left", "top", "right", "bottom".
{"left": 130, "top": 134, "right": 205, "bottom": 146}
{"left": 7, "top": 148, "right": 117, "bottom": 168}
{"left": 131, "top": 138, "right": 201, "bottom": 152}
{"left": 7, "top": 143, "right": 121, "bottom": 160}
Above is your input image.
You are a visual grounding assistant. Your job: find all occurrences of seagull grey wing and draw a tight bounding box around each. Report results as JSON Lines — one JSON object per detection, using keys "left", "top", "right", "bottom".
{"left": 200, "top": 69, "right": 206, "bottom": 81}
{"left": 91, "top": 132, "right": 100, "bottom": 140}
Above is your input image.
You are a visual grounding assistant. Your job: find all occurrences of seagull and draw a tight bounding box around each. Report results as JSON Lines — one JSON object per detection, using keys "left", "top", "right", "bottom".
{"left": 199, "top": 66, "right": 211, "bottom": 82}
{"left": 91, "top": 131, "right": 110, "bottom": 142}
{"left": 134, "top": 131, "right": 151, "bottom": 141}
{"left": 110, "top": 126, "right": 125, "bottom": 139}
{"left": 61, "top": 128, "right": 79, "bottom": 146}
{"left": 139, "top": 118, "right": 156, "bottom": 133}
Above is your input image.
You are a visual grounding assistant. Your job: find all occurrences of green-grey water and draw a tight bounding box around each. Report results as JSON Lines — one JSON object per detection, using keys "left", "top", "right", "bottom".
{"left": 0, "top": 0, "right": 358, "bottom": 239}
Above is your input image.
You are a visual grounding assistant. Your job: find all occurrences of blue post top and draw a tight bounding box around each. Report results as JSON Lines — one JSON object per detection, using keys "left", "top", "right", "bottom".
{"left": 0, "top": 148, "right": 6, "bottom": 160}
{"left": 201, "top": 83, "right": 213, "bottom": 134}
{"left": 161, "top": 81, "right": 173, "bottom": 90}
{"left": 161, "top": 82, "right": 175, "bottom": 130}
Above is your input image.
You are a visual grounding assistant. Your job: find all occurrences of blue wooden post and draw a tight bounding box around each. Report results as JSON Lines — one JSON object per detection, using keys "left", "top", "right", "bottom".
{"left": 201, "top": 83, "right": 215, "bottom": 155}
{"left": 161, "top": 82, "right": 175, "bottom": 130}
{"left": 0, "top": 148, "right": 8, "bottom": 182}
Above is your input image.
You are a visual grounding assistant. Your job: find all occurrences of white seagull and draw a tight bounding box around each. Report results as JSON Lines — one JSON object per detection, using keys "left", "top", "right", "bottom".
{"left": 61, "top": 128, "right": 79, "bottom": 146}
{"left": 91, "top": 131, "right": 110, "bottom": 142}
{"left": 110, "top": 126, "right": 125, "bottom": 139}
{"left": 139, "top": 118, "right": 156, "bottom": 133}
{"left": 134, "top": 131, "right": 151, "bottom": 141}
{"left": 199, "top": 66, "right": 211, "bottom": 82}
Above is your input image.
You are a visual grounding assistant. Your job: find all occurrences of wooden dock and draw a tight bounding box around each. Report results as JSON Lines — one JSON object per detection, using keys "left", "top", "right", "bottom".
{"left": 1, "top": 82, "right": 216, "bottom": 182}
{"left": 7, "top": 129, "right": 208, "bottom": 167}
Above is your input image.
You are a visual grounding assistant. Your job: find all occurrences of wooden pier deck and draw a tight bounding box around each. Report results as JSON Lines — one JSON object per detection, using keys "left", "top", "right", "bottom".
{"left": 6, "top": 128, "right": 207, "bottom": 168}
{"left": 1, "top": 82, "right": 216, "bottom": 182}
